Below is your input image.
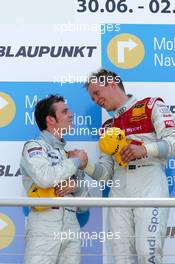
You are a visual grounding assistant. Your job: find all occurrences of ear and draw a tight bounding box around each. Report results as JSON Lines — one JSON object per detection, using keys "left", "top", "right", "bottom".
{"left": 46, "top": 115, "right": 56, "bottom": 127}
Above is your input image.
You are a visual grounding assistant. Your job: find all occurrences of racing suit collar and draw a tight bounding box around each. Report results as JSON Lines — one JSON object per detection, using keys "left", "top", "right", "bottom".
{"left": 114, "top": 95, "right": 137, "bottom": 118}
{"left": 40, "top": 130, "right": 66, "bottom": 149}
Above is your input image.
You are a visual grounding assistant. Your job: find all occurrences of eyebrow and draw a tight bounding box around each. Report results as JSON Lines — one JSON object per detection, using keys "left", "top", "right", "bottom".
{"left": 62, "top": 107, "right": 68, "bottom": 112}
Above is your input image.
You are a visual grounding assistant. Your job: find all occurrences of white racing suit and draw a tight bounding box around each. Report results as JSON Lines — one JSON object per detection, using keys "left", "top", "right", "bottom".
{"left": 20, "top": 130, "right": 88, "bottom": 264}
{"left": 85, "top": 96, "right": 175, "bottom": 264}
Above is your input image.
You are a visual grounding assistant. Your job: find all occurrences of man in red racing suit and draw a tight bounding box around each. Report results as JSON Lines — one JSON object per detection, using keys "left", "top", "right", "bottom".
{"left": 84, "top": 69, "right": 175, "bottom": 264}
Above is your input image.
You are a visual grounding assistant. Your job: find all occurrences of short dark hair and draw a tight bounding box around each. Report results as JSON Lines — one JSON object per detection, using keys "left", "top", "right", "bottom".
{"left": 35, "top": 94, "right": 65, "bottom": 131}
{"left": 85, "top": 68, "right": 125, "bottom": 92}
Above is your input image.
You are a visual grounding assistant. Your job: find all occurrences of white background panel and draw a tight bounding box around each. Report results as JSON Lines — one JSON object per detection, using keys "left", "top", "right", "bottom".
{"left": 0, "top": 142, "right": 24, "bottom": 197}
{"left": 126, "top": 82, "right": 175, "bottom": 104}
{"left": 0, "top": 0, "right": 175, "bottom": 24}
{"left": 0, "top": 25, "right": 100, "bottom": 81}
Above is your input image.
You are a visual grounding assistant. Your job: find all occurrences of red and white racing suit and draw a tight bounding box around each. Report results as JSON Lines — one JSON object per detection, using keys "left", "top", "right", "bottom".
{"left": 85, "top": 96, "right": 175, "bottom": 264}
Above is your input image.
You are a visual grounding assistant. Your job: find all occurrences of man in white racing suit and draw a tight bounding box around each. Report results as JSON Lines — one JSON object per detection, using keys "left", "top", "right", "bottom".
{"left": 20, "top": 95, "right": 88, "bottom": 264}
{"left": 84, "top": 69, "right": 175, "bottom": 264}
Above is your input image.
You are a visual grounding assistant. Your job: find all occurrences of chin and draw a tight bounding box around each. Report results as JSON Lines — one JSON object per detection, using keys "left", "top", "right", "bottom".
{"left": 104, "top": 106, "right": 111, "bottom": 111}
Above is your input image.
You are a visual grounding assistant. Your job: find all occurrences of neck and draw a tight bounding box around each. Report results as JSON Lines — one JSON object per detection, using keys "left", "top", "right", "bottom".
{"left": 113, "top": 93, "right": 129, "bottom": 110}
{"left": 47, "top": 127, "right": 61, "bottom": 139}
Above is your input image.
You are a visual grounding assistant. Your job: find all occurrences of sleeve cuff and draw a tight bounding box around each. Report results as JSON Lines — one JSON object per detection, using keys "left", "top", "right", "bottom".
{"left": 144, "top": 143, "right": 159, "bottom": 157}
{"left": 145, "top": 140, "right": 169, "bottom": 159}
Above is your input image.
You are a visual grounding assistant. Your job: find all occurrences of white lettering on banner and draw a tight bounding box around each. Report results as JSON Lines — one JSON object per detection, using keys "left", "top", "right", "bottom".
{"left": 153, "top": 37, "right": 175, "bottom": 67}
{"left": 154, "top": 53, "right": 175, "bottom": 67}
{"left": 24, "top": 112, "right": 92, "bottom": 127}
{"left": 0, "top": 46, "right": 97, "bottom": 58}
{"left": 166, "top": 176, "right": 174, "bottom": 188}
{"left": 166, "top": 159, "right": 175, "bottom": 169}
{"left": 25, "top": 95, "right": 38, "bottom": 108}
{"left": 25, "top": 112, "right": 35, "bottom": 125}
{"left": 73, "top": 114, "right": 92, "bottom": 126}
{"left": 25, "top": 95, "right": 48, "bottom": 125}
{"left": 154, "top": 37, "right": 175, "bottom": 51}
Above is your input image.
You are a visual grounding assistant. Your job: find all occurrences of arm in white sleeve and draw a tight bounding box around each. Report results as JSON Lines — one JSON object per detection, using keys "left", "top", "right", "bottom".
{"left": 145, "top": 100, "right": 175, "bottom": 158}
{"left": 73, "top": 171, "right": 89, "bottom": 198}
{"left": 20, "top": 141, "right": 79, "bottom": 188}
{"left": 144, "top": 140, "right": 169, "bottom": 158}
{"left": 84, "top": 153, "right": 114, "bottom": 181}
{"left": 72, "top": 170, "right": 90, "bottom": 213}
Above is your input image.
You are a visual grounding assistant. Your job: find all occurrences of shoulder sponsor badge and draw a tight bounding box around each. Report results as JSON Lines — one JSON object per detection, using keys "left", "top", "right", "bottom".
{"left": 164, "top": 120, "right": 175, "bottom": 128}
{"left": 27, "top": 147, "right": 42, "bottom": 158}
{"left": 131, "top": 103, "right": 147, "bottom": 121}
{"left": 159, "top": 106, "right": 171, "bottom": 114}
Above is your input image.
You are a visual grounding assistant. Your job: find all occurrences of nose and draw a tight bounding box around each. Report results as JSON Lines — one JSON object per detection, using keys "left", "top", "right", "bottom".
{"left": 69, "top": 111, "right": 73, "bottom": 118}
